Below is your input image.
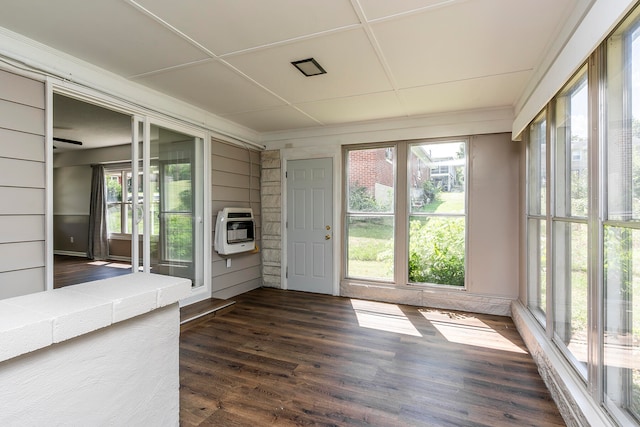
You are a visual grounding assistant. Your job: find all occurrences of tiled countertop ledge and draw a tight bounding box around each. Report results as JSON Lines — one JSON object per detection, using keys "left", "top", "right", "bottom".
{"left": 0, "top": 273, "right": 191, "bottom": 363}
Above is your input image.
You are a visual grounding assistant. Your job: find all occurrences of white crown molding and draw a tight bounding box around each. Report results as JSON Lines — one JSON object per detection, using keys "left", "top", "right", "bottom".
{"left": 0, "top": 26, "right": 262, "bottom": 148}
{"left": 260, "top": 106, "right": 514, "bottom": 149}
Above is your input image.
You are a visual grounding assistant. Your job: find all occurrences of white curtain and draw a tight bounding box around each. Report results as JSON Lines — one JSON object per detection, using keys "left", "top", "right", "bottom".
{"left": 88, "top": 165, "right": 108, "bottom": 259}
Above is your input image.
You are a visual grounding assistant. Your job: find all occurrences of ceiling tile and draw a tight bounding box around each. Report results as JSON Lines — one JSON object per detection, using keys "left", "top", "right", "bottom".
{"left": 226, "top": 29, "right": 392, "bottom": 104}
{"left": 221, "top": 106, "right": 321, "bottom": 133}
{"left": 0, "top": 0, "right": 209, "bottom": 76}
{"left": 400, "top": 71, "right": 531, "bottom": 116}
{"left": 296, "top": 92, "right": 406, "bottom": 125}
{"left": 135, "top": 0, "right": 360, "bottom": 55}
{"left": 372, "top": 0, "right": 575, "bottom": 88}
{"left": 134, "top": 60, "right": 285, "bottom": 115}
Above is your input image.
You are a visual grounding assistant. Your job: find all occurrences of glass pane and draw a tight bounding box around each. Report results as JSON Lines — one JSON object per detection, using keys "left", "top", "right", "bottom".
{"left": 528, "top": 218, "right": 547, "bottom": 316}
{"left": 346, "top": 215, "right": 394, "bottom": 281}
{"left": 555, "top": 67, "right": 588, "bottom": 218}
{"left": 604, "top": 226, "right": 640, "bottom": 421}
{"left": 529, "top": 114, "right": 547, "bottom": 216}
{"left": 553, "top": 221, "right": 588, "bottom": 373}
{"left": 164, "top": 213, "right": 193, "bottom": 262}
{"left": 347, "top": 147, "right": 395, "bottom": 213}
{"left": 106, "top": 203, "right": 121, "bottom": 235}
{"left": 106, "top": 173, "right": 123, "bottom": 234}
{"left": 409, "top": 142, "right": 465, "bottom": 214}
{"left": 607, "top": 19, "right": 640, "bottom": 221}
{"left": 151, "top": 125, "right": 199, "bottom": 283}
{"left": 409, "top": 216, "right": 465, "bottom": 286}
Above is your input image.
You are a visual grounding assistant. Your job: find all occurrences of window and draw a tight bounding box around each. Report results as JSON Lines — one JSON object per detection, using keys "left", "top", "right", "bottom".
{"left": 552, "top": 65, "right": 589, "bottom": 375}
{"left": 345, "top": 146, "right": 395, "bottom": 281}
{"left": 604, "top": 7, "right": 640, "bottom": 423}
{"left": 408, "top": 141, "right": 466, "bottom": 286}
{"left": 527, "top": 112, "right": 547, "bottom": 320}
{"left": 106, "top": 166, "right": 159, "bottom": 236}
{"left": 524, "top": 4, "right": 640, "bottom": 425}
{"left": 344, "top": 140, "right": 467, "bottom": 287}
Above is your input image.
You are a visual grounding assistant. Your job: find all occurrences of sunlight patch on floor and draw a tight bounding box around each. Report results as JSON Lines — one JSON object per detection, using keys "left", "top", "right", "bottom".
{"left": 350, "top": 299, "right": 422, "bottom": 337}
{"left": 86, "top": 261, "right": 136, "bottom": 270}
{"left": 420, "top": 309, "right": 526, "bottom": 353}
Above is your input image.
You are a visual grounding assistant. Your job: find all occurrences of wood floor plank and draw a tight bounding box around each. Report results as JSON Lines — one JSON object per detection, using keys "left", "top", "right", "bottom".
{"left": 53, "top": 254, "right": 132, "bottom": 288}
{"left": 180, "top": 288, "right": 565, "bottom": 426}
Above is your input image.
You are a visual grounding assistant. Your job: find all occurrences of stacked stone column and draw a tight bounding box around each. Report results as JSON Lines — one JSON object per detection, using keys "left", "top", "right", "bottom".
{"left": 260, "top": 150, "right": 282, "bottom": 288}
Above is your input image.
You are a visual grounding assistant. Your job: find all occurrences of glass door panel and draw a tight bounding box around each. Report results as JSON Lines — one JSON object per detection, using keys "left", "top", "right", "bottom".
{"left": 148, "top": 124, "right": 203, "bottom": 287}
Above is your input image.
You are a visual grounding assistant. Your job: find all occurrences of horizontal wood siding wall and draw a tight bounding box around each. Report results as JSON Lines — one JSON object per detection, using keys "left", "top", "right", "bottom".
{"left": 0, "top": 70, "right": 45, "bottom": 299}
{"left": 211, "top": 140, "right": 262, "bottom": 297}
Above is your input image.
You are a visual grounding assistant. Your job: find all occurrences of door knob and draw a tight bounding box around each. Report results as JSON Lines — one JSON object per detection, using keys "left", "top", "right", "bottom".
{"left": 326, "top": 225, "right": 331, "bottom": 230}
{"left": 325, "top": 234, "right": 331, "bottom": 240}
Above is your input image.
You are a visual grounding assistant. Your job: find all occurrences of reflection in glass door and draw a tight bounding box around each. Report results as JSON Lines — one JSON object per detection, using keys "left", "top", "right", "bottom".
{"left": 150, "top": 124, "right": 203, "bottom": 287}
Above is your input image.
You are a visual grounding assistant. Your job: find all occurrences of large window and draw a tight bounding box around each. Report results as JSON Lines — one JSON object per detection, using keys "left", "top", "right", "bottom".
{"left": 408, "top": 141, "right": 466, "bottom": 286}
{"left": 604, "top": 7, "right": 640, "bottom": 423}
{"left": 552, "top": 66, "right": 589, "bottom": 375}
{"left": 525, "top": 4, "right": 640, "bottom": 425}
{"left": 527, "top": 112, "right": 548, "bottom": 320}
{"left": 345, "top": 146, "right": 395, "bottom": 281}
{"left": 345, "top": 140, "right": 467, "bottom": 287}
{"left": 106, "top": 166, "right": 159, "bottom": 237}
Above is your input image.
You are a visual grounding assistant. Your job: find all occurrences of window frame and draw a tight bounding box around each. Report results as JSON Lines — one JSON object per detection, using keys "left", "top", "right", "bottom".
{"left": 344, "top": 143, "right": 397, "bottom": 283}
{"left": 602, "top": 8, "right": 640, "bottom": 424}
{"left": 523, "top": 4, "right": 640, "bottom": 424}
{"left": 550, "top": 64, "right": 591, "bottom": 380}
{"left": 407, "top": 139, "right": 468, "bottom": 288}
{"left": 343, "top": 138, "right": 468, "bottom": 289}
{"left": 526, "top": 110, "right": 549, "bottom": 326}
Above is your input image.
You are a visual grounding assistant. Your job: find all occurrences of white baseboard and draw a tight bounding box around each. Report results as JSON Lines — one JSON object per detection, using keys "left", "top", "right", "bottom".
{"left": 54, "top": 250, "right": 88, "bottom": 258}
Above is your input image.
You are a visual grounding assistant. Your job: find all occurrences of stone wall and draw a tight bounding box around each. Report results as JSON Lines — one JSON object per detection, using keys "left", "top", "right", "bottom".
{"left": 260, "top": 150, "right": 282, "bottom": 288}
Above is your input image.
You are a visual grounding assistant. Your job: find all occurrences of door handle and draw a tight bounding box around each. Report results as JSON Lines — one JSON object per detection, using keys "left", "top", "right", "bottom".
{"left": 325, "top": 234, "right": 331, "bottom": 240}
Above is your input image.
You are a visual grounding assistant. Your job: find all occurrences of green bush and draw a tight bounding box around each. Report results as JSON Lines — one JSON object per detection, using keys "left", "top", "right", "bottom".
{"left": 409, "top": 217, "right": 465, "bottom": 286}
{"left": 348, "top": 184, "right": 391, "bottom": 212}
{"left": 421, "top": 180, "right": 441, "bottom": 205}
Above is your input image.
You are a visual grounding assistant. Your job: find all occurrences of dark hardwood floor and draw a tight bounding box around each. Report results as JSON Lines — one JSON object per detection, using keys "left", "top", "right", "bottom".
{"left": 54, "top": 255, "right": 133, "bottom": 288}
{"left": 180, "top": 288, "right": 565, "bottom": 426}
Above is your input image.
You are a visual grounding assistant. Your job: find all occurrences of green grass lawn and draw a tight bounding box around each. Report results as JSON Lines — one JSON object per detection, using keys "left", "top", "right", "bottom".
{"left": 347, "top": 218, "right": 393, "bottom": 280}
{"left": 420, "top": 191, "right": 464, "bottom": 213}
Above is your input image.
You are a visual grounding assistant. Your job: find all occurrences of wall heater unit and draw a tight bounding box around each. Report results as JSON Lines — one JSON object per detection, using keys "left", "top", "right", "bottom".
{"left": 214, "top": 207, "right": 256, "bottom": 255}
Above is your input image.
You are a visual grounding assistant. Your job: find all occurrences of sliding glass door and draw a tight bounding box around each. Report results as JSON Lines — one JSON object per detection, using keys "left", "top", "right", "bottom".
{"left": 132, "top": 118, "right": 204, "bottom": 288}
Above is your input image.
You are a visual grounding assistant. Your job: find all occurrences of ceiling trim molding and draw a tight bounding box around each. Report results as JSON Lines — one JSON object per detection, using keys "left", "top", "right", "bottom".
{"left": 0, "top": 26, "right": 262, "bottom": 148}
{"left": 260, "top": 106, "right": 514, "bottom": 149}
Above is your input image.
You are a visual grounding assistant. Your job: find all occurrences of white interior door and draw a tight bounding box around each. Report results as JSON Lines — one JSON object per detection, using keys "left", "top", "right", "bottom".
{"left": 286, "top": 158, "right": 333, "bottom": 294}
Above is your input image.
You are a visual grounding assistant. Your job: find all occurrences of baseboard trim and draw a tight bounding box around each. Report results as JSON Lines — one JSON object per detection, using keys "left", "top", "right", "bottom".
{"left": 340, "top": 281, "right": 513, "bottom": 316}
{"left": 54, "top": 250, "right": 87, "bottom": 258}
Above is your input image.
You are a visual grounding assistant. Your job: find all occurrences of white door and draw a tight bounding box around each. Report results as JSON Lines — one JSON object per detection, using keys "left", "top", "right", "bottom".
{"left": 287, "top": 158, "right": 333, "bottom": 294}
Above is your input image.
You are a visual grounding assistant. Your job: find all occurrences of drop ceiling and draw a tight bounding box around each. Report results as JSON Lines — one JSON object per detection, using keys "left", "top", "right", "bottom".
{"left": 0, "top": 0, "right": 578, "bottom": 135}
